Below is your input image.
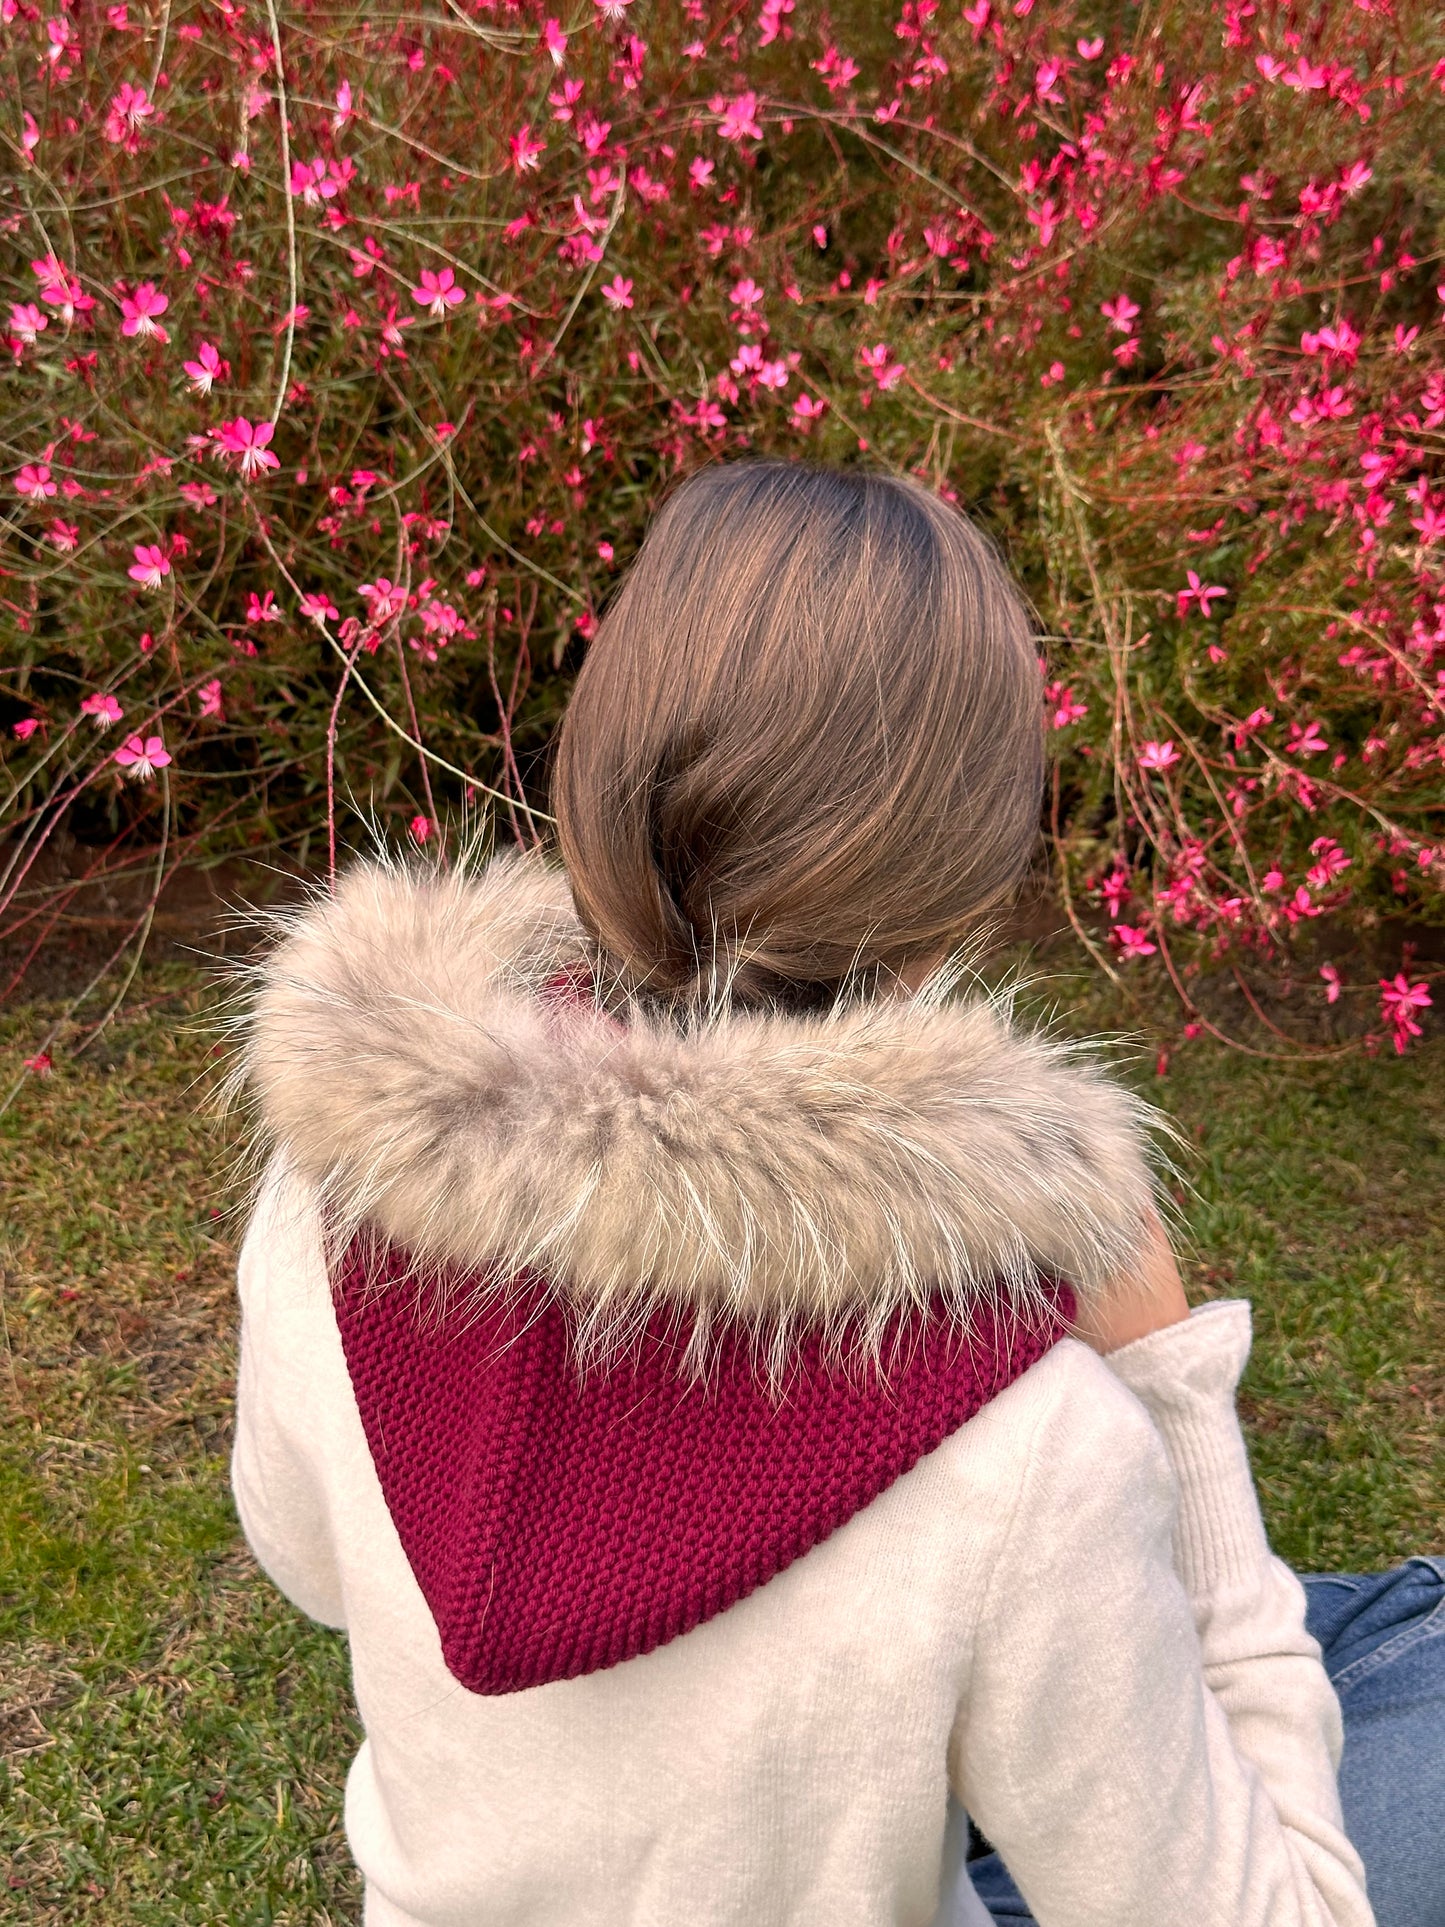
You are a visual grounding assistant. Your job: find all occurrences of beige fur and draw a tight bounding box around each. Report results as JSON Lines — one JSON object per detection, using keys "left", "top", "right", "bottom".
{"left": 236, "top": 852, "right": 1161, "bottom": 1383}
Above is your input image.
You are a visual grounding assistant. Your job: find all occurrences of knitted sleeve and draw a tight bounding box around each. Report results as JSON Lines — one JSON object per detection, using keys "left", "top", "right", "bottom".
{"left": 950, "top": 1310, "right": 1372, "bottom": 1927}
{"left": 231, "top": 1162, "right": 348, "bottom": 1631}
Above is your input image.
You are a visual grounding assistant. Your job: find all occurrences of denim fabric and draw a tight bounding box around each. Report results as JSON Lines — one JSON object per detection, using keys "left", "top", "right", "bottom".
{"left": 962, "top": 1559, "right": 1445, "bottom": 1927}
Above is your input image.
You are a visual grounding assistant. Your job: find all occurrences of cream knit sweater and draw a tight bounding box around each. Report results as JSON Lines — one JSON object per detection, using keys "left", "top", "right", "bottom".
{"left": 233, "top": 1166, "right": 1372, "bottom": 1927}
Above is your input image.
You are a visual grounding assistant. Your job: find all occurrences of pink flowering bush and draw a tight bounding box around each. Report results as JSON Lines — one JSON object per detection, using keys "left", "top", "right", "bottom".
{"left": 2, "top": 0, "right": 1442, "bottom": 1054}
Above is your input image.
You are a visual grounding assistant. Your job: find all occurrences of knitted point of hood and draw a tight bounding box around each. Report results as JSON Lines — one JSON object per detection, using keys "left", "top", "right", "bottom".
{"left": 238, "top": 851, "right": 1163, "bottom": 1693}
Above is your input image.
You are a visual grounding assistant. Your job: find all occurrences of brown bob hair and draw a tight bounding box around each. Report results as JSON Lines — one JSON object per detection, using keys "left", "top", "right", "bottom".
{"left": 551, "top": 461, "right": 1044, "bottom": 1010}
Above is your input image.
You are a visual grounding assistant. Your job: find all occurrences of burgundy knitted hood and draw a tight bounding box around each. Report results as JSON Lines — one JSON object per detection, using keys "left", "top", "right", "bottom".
{"left": 243, "top": 854, "right": 1158, "bottom": 1694}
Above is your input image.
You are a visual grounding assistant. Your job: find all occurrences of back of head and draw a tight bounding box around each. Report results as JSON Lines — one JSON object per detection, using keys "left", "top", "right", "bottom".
{"left": 551, "top": 461, "right": 1044, "bottom": 1010}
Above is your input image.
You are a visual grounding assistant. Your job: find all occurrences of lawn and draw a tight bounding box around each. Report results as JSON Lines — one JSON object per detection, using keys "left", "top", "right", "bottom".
{"left": 2, "top": 954, "right": 1441, "bottom": 1925}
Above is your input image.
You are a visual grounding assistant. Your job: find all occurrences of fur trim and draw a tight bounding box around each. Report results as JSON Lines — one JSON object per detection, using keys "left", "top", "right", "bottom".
{"left": 236, "top": 852, "right": 1161, "bottom": 1382}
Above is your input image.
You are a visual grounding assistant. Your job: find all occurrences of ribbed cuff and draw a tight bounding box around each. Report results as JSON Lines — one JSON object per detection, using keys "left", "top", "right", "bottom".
{"left": 1104, "top": 1301, "right": 1273, "bottom": 1599}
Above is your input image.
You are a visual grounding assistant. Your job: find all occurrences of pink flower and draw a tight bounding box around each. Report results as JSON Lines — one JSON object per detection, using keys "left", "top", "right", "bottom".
{"left": 1112, "top": 924, "right": 1158, "bottom": 959}
{"left": 212, "top": 416, "right": 279, "bottom": 479}
{"left": 413, "top": 268, "right": 465, "bottom": 317}
{"left": 198, "top": 678, "right": 224, "bottom": 719}
{"left": 1319, "top": 964, "right": 1342, "bottom": 1005}
{"left": 13, "top": 717, "right": 41, "bottom": 741}
{"left": 179, "top": 482, "right": 217, "bottom": 508}
{"left": 510, "top": 125, "right": 546, "bottom": 173}
{"left": 859, "top": 342, "right": 905, "bottom": 390}
{"left": 541, "top": 18, "right": 568, "bottom": 63}
{"left": 333, "top": 80, "right": 356, "bottom": 129}
{"left": 127, "top": 542, "right": 171, "bottom": 589}
{"left": 688, "top": 157, "right": 715, "bottom": 189}
{"left": 1077, "top": 35, "right": 1104, "bottom": 58}
{"left": 1306, "top": 837, "right": 1351, "bottom": 889}
{"left": 23, "top": 1052, "right": 53, "bottom": 1076}
{"left": 410, "top": 814, "right": 432, "bottom": 843}
{"left": 300, "top": 592, "right": 340, "bottom": 625}
{"left": 601, "top": 275, "right": 634, "bottom": 310}
{"left": 1176, "top": 571, "right": 1228, "bottom": 618}
{"left": 103, "top": 81, "right": 152, "bottom": 147}
{"left": 711, "top": 91, "right": 763, "bottom": 142}
{"left": 1044, "top": 681, "right": 1088, "bottom": 728}
{"left": 1379, "top": 973, "right": 1432, "bottom": 1053}
{"left": 359, "top": 577, "right": 407, "bottom": 623}
{"left": 1138, "top": 739, "right": 1181, "bottom": 772}
{"left": 289, "top": 158, "right": 340, "bottom": 205}
{"left": 114, "top": 732, "right": 172, "bottom": 780}
{"left": 792, "top": 393, "right": 828, "bottom": 424}
{"left": 730, "top": 276, "right": 764, "bottom": 310}
{"left": 120, "top": 281, "right": 169, "bottom": 342}
{"left": 245, "top": 590, "right": 280, "bottom": 624}
{"left": 48, "top": 518, "right": 79, "bottom": 552}
{"left": 9, "top": 302, "right": 47, "bottom": 345}
{"left": 15, "top": 463, "right": 56, "bottom": 501}
{"left": 1100, "top": 869, "right": 1131, "bottom": 919}
{"left": 183, "top": 340, "right": 226, "bottom": 395}
{"left": 1286, "top": 719, "right": 1328, "bottom": 757}
{"left": 1100, "top": 293, "right": 1140, "bottom": 336}
{"left": 32, "top": 254, "right": 93, "bottom": 323}
{"left": 81, "top": 692, "right": 124, "bottom": 727}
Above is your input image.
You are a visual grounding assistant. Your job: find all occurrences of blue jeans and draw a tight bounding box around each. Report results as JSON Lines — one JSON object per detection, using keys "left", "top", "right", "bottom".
{"left": 965, "top": 1559, "right": 1445, "bottom": 1927}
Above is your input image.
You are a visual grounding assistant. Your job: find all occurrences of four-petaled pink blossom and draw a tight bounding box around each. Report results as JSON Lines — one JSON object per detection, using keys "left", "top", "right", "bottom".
{"left": 1176, "top": 571, "right": 1228, "bottom": 618}
{"left": 359, "top": 577, "right": 407, "bottom": 623}
{"left": 1077, "top": 36, "right": 1104, "bottom": 58}
{"left": 1138, "top": 739, "right": 1181, "bottom": 772}
{"left": 120, "top": 281, "right": 169, "bottom": 342}
{"left": 246, "top": 590, "right": 280, "bottom": 623}
{"left": 601, "top": 275, "right": 634, "bottom": 310}
{"left": 730, "top": 276, "right": 764, "bottom": 310}
{"left": 410, "top": 814, "right": 432, "bottom": 843}
{"left": 114, "top": 732, "right": 172, "bottom": 780}
{"left": 541, "top": 18, "right": 568, "bottom": 64}
{"left": 792, "top": 393, "right": 828, "bottom": 423}
{"left": 48, "top": 518, "right": 79, "bottom": 552}
{"left": 1378, "top": 973, "right": 1431, "bottom": 1054}
{"left": 859, "top": 342, "right": 905, "bottom": 390}
{"left": 81, "top": 692, "right": 124, "bottom": 727}
{"left": 15, "top": 463, "right": 56, "bottom": 501}
{"left": 183, "top": 340, "right": 227, "bottom": 395}
{"left": 1112, "top": 923, "right": 1158, "bottom": 959}
{"left": 510, "top": 125, "right": 547, "bottom": 173}
{"left": 104, "top": 81, "right": 152, "bottom": 147}
{"left": 127, "top": 542, "right": 171, "bottom": 590}
{"left": 711, "top": 91, "right": 763, "bottom": 142}
{"left": 1287, "top": 719, "right": 1328, "bottom": 757}
{"left": 13, "top": 717, "right": 41, "bottom": 742}
{"left": 1100, "top": 293, "right": 1140, "bottom": 335}
{"left": 1319, "top": 963, "right": 1342, "bottom": 1005}
{"left": 413, "top": 268, "right": 466, "bottom": 317}
{"left": 198, "top": 678, "right": 225, "bottom": 718}
{"left": 212, "top": 416, "right": 280, "bottom": 479}
{"left": 300, "top": 592, "right": 340, "bottom": 625}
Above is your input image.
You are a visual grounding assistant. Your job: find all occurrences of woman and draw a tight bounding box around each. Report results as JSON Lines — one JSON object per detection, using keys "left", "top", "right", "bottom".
{"left": 233, "top": 461, "right": 1442, "bottom": 1924}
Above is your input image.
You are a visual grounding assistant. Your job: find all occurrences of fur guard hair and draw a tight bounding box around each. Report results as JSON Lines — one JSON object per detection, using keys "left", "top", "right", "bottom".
{"left": 235, "top": 851, "right": 1162, "bottom": 1386}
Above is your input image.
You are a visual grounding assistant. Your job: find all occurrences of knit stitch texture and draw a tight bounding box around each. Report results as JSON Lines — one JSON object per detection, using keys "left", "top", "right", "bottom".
{"left": 333, "top": 1236, "right": 1069, "bottom": 1696}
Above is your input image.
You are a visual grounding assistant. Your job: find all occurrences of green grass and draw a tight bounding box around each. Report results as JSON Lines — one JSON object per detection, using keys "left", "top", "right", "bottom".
{"left": 1, "top": 962, "right": 1441, "bottom": 1923}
